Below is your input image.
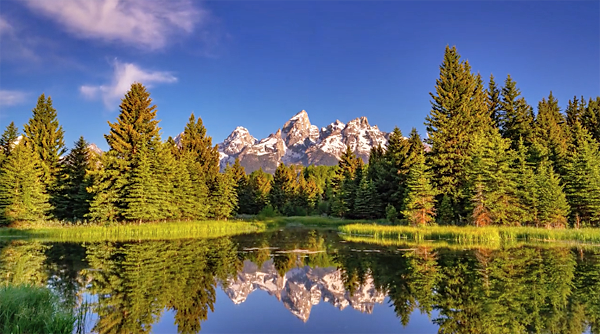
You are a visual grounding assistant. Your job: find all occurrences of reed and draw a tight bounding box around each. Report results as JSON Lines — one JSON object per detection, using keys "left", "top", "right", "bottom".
{"left": 0, "top": 285, "right": 75, "bottom": 334}
{"left": 339, "top": 224, "right": 600, "bottom": 245}
{"left": 1, "top": 220, "right": 266, "bottom": 242}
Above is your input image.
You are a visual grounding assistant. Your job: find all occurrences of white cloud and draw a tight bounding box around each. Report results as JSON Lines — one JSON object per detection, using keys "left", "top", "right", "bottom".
{"left": 22, "top": 0, "right": 206, "bottom": 50}
{"left": 0, "top": 16, "right": 14, "bottom": 36}
{"left": 80, "top": 60, "right": 177, "bottom": 108}
{"left": 0, "top": 90, "right": 28, "bottom": 107}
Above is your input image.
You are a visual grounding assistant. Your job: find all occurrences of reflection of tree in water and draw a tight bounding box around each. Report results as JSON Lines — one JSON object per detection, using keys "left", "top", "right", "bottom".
{"left": 0, "top": 240, "right": 48, "bottom": 286}
{"left": 84, "top": 237, "right": 241, "bottom": 334}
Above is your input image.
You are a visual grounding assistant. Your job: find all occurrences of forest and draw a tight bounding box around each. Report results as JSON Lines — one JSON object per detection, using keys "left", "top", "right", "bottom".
{"left": 1, "top": 45, "right": 599, "bottom": 228}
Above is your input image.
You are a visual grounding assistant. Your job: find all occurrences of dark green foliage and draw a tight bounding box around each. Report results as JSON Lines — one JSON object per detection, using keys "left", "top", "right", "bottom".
{"left": 566, "top": 96, "right": 586, "bottom": 127}
{"left": 499, "top": 75, "right": 535, "bottom": 148}
{"left": 0, "top": 142, "right": 50, "bottom": 224}
{"left": 534, "top": 92, "right": 570, "bottom": 173}
{"left": 402, "top": 154, "right": 436, "bottom": 226}
{"left": 564, "top": 124, "right": 600, "bottom": 227}
{"left": 513, "top": 138, "right": 538, "bottom": 225}
{"left": 386, "top": 204, "right": 398, "bottom": 223}
{"left": 239, "top": 168, "right": 272, "bottom": 214}
{"left": 353, "top": 173, "right": 377, "bottom": 219}
{"left": 0, "top": 122, "right": 19, "bottom": 156}
{"left": 179, "top": 113, "right": 220, "bottom": 182}
{"left": 486, "top": 74, "right": 502, "bottom": 128}
{"left": 437, "top": 195, "right": 454, "bottom": 224}
{"left": 208, "top": 166, "right": 238, "bottom": 220}
{"left": 23, "top": 94, "right": 66, "bottom": 188}
{"left": 582, "top": 97, "right": 600, "bottom": 143}
{"left": 535, "top": 161, "right": 570, "bottom": 228}
{"left": 425, "top": 45, "right": 490, "bottom": 220}
{"left": 54, "top": 137, "right": 93, "bottom": 221}
{"left": 270, "top": 163, "right": 298, "bottom": 213}
{"left": 123, "top": 143, "right": 161, "bottom": 222}
{"left": 86, "top": 151, "right": 128, "bottom": 223}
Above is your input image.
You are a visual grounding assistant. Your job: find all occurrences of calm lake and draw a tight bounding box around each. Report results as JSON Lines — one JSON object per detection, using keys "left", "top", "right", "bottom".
{"left": 2, "top": 227, "right": 599, "bottom": 333}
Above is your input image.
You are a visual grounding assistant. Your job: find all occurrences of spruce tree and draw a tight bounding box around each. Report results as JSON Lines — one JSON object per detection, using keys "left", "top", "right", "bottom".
{"left": 86, "top": 151, "right": 126, "bottom": 222}
{"left": 499, "top": 75, "right": 534, "bottom": 148}
{"left": 54, "top": 136, "right": 93, "bottom": 221}
{"left": 534, "top": 92, "right": 570, "bottom": 174}
{"left": 535, "top": 161, "right": 570, "bottom": 228}
{"left": 23, "top": 94, "right": 66, "bottom": 203}
{"left": 208, "top": 167, "right": 238, "bottom": 220}
{"left": 123, "top": 143, "right": 161, "bottom": 222}
{"left": 179, "top": 113, "right": 220, "bottom": 183}
{"left": 486, "top": 74, "right": 502, "bottom": 129}
{"left": 402, "top": 154, "right": 436, "bottom": 226}
{"left": 230, "top": 158, "right": 248, "bottom": 214}
{"left": 582, "top": 97, "right": 600, "bottom": 143}
{"left": 0, "top": 122, "right": 19, "bottom": 156}
{"left": 331, "top": 146, "right": 361, "bottom": 217}
{"left": 564, "top": 123, "right": 600, "bottom": 227}
{"left": 245, "top": 168, "right": 272, "bottom": 214}
{"left": 270, "top": 163, "right": 297, "bottom": 214}
{"left": 354, "top": 173, "right": 377, "bottom": 219}
{"left": 425, "top": 46, "right": 487, "bottom": 220}
{"left": 154, "top": 142, "right": 195, "bottom": 220}
{"left": 513, "top": 138, "right": 538, "bottom": 225}
{"left": 565, "top": 96, "right": 586, "bottom": 127}
{"left": 0, "top": 142, "right": 50, "bottom": 223}
{"left": 182, "top": 153, "right": 210, "bottom": 220}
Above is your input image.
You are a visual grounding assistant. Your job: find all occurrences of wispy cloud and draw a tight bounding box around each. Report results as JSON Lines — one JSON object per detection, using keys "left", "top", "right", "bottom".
{"left": 0, "top": 16, "right": 14, "bottom": 36}
{"left": 0, "top": 90, "right": 28, "bottom": 107}
{"left": 80, "top": 60, "right": 177, "bottom": 109}
{"left": 22, "top": 0, "right": 207, "bottom": 50}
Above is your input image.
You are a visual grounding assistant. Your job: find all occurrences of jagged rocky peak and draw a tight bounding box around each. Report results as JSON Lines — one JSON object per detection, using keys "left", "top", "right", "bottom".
{"left": 219, "top": 126, "right": 257, "bottom": 156}
{"left": 87, "top": 143, "right": 102, "bottom": 155}
{"left": 281, "top": 110, "right": 318, "bottom": 147}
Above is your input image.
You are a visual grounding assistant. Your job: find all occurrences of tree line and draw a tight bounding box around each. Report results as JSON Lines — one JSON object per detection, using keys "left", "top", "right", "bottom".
{"left": 1, "top": 45, "right": 599, "bottom": 227}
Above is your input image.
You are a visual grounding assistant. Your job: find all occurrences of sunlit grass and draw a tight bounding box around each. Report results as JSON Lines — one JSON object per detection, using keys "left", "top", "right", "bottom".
{"left": 0, "top": 220, "right": 266, "bottom": 242}
{"left": 0, "top": 285, "right": 76, "bottom": 334}
{"left": 339, "top": 224, "right": 600, "bottom": 245}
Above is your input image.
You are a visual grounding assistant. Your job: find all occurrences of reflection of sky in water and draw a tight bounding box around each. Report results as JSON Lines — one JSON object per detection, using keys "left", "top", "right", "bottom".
{"left": 155, "top": 291, "right": 439, "bottom": 333}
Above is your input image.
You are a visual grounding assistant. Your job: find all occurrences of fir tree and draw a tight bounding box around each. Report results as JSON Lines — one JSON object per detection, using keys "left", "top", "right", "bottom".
{"left": 179, "top": 113, "right": 220, "bottom": 183}
{"left": 54, "top": 136, "right": 93, "bottom": 221}
{"left": 123, "top": 143, "right": 161, "bottom": 222}
{"left": 270, "top": 163, "right": 297, "bottom": 214}
{"left": 86, "top": 151, "right": 126, "bottom": 222}
{"left": 513, "top": 138, "right": 538, "bottom": 225}
{"left": 155, "top": 143, "right": 196, "bottom": 220}
{"left": 535, "top": 161, "right": 570, "bottom": 228}
{"left": 105, "top": 83, "right": 161, "bottom": 159}
{"left": 564, "top": 123, "right": 600, "bottom": 227}
{"left": 354, "top": 174, "right": 377, "bottom": 219}
{"left": 499, "top": 75, "right": 534, "bottom": 148}
{"left": 0, "top": 142, "right": 50, "bottom": 223}
{"left": 425, "top": 46, "right": 487, "bottom": 220}
{"left": 23, "top": 94, "right": 66, "bottom": 199}
{"left": 331, "top": 146, "right": 361, "bottom": 217}
{"left": 208, "top": 167, "right": 238, "bottom": 220}
{"left": 230, "top": 158, "right": 248, "bottom": 214}
{"left": 402, "top": 154, "right": 436, "bottom": 226}
{"left": 182, "top": 153, "right": 210, "bottom": 220}
{"left": 244, "top": 168, "right": 272, "bottom": 214}
{"left": 486, "top": 74, "right": 502, "bottom": 129}
{"left": 565, "top": 96, "right": 586, "bottom": 127}
{"left": 534, "top": 92, "right": 570, "bottom": 174}
{"left": 582, "top": 97, "right": 600, "bottom": 143}
{"left": 0, "top": 122, "right": 19, "bottom": 156}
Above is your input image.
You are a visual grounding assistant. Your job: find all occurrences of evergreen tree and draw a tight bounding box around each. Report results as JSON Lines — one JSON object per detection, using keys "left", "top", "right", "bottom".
{"left": 582, "top": 97, "right": 600, "bottom": 143}
{"left": 331, "top": 146, "right": 361, "bottom": 217}
{"left": 155, "top": 143, "right": 195, "bottom": 220}
{"left": 499, "top": 75, "right": 535, "bottom": 148}
{"left": 565, "top": 96, "right": 586, "bottom": 127}
{"left": 86, "top": 151, "right": 126, "bottom": 222}
{"left": 269, "top": 163, "right": 297, "bottom": 214}
{"left": 486, "top": 74, "right": 502, "bottom": 129}
{"left": 54, "top": 136, "right": 93, "bottom": 221}
{"left": 123, "top": 143, "right": 161, "bottom": 222}
{"left": 513, "top": 138, "right": 538, "bottom": 225}
{"left": 354, "top": 173, "right": 377, "bottom": 219}
{"left": 465, "top": 131, "right": 522, "bottom": 226}
{"left": 535, "top": 161, "right": 570, "bottom": 228}
{"left": 0, "top": 142, "right": 50, "bottom": 223}
{"left": 402, "top": 154, "right": 436, "bottom": 226}
{"left": 0, "top": 122, "right": 19, "bottom": 156}
{"left": 208, "top": 167, "right": 238, "bottom": 220}
{"left": 230, "top": 158, "right": 248, "bottom": 214}
{"left": 564, "top": 123, "right": 600, "bottom": 227}
{"left": 244, "top": 168, "right": 272, "bottom": 214}
{"left": 425, "top": 46, "right": 488, "bottom": 220}
{"left": 182, "top": 153, "right": 210, "bottom": 220}
{"left": 179, "top": 113, "right": 220, "bottom": 183}
{"left": 23, "top": 94, "right": 66, "bottom": 188}
{"left": 534, "top": 92, "right": 570, "bottom": 174}
{"left": 382, "top": 127, "right": 410, "bottom": 210}
{"left": 298, "top": 173, "right": 320, "bottom": 215}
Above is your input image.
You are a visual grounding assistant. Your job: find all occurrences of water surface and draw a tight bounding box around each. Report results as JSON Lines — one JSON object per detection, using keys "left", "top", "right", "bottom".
{"left": 1, "top": 227, "right": 599, "bottom": 333}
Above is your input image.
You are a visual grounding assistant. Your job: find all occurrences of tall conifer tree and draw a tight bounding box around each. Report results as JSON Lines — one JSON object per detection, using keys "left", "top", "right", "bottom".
{"left": 534, "top": 92, "right": 570, "bottom": 173}
{"left": 582, "top": 97, "right": 600, "bottom": 143}
{"left": 499, "top": 75, "right": 534, "bottom": 148}
{"left": 402, "top": 154, "right": 436, "bottom": 226}
{"left": 535, "top": 161, "right": 569, "bottom": 228}
{"left": 486, "top": 74, "right": 502, "bottom": 129}
{"left": 0, "top": 122, "right": 19, "bottom": 156}
{"left": 209, "top": 167, "right": 238, "bottom": 220}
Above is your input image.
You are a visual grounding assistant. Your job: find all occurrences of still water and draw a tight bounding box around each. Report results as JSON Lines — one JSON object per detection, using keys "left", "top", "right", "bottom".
{"left": 1, "top": 227, "right": 599, "bottom": 333}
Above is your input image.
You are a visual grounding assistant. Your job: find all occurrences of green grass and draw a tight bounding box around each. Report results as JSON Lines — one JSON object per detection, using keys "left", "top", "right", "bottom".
{"left": 0, "top": 285, "right": 76, "bottom": 334}
{"left": 0, "top": 220, "right": 266, "bottom": 242}
{"left": 261, "top": 215, "right": 381, "bottom": 226}
{"left": 339, "top": 224, "right": 600, "bottom": 245}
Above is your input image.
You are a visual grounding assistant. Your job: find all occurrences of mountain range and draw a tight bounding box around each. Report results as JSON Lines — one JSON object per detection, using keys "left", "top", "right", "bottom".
{"left": 222, "top": 259, "right": 386, "bottom": 322}
{"left": 217, "top": 110, "right": 389, "bottom": 173}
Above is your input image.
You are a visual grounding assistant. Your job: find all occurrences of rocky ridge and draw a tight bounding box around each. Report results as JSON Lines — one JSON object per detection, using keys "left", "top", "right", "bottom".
{"left": 218, "top": 110, "right": 389, "bottom": 173}
{"left": 222, "top": 259, "right": 386, "bottom": 322}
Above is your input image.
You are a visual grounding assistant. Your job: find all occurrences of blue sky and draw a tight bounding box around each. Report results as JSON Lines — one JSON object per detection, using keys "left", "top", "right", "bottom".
{"left": 1, "top": 0, "right": 598, "bottom": 151}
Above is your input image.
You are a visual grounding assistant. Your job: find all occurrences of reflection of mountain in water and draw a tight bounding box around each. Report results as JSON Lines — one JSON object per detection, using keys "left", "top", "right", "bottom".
{"left": 223, "top": 259, "right": 385, "bottom": 322}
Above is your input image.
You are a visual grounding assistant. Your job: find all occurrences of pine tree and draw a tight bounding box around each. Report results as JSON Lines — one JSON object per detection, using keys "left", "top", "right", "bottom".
{"left": 105, "top": 83, "right": 161, "bottom": 159}
{"left": 182, "top": 153, "right": 210, "bottom": 220}
{"left": 465, "top": 131, "right": 522, "bottom": 226}
{"left": 564, "top": 123, "right": 600, "bottom": 227}
{"left": 208, "top": 167, "right": 238, "bottom": 220}
{"left": 86, "top": 151, "right": 126, "bottom": 222}
{"left": 154, "top": 142, "right": 195, "bottom": 220}
{"left": 354, "top": 173, "right": 377, "bottom": 219}
{"left": 242, "top": 168, "right": 272, "bottom": 214}
{"left": 565, "top": 96, "right": 586, "bottom": 127}
{"left": 331, "top": 146, "right": 361, "bottom": 217}
{"left": 499, "top": 75, "right": 534, "bottom": 148}
{"left": 486, "top": 74, "right": 502, "bottom": 129}
{"left": 123, "top": 143, "right": 161, "bottom": 222}
{"left": 54, "top": 136, "right": 94, "bottom": 221}
{"left": 425, "top": 46, "right": 487, "bottom": 220}
{"left": 535, "top": 161, "right": 570, "bottom": 228}
{"left": 0, "top": 142, "right": 50, "bottom": 223}
{"left": 23, "top": 94, "right": 66, "bottom": 188}
{"left": 402, "top": 154, "right": 436, "bottom": 226}
{"left": 534, "top": 92, "right": 570, "bottom": 174}
{"left": 230, "top": 158, "right": 248, "bottom": 214}
{"left": 582, "top": 97, "right": 600, "bottom": 143}
{"left": 0, "top": 122, "right": 19, "bottom": 156}
{"left": 513, "top": 138, "right": 538, "bottom": 225}
{"left": 179, "top": 113, "right": 220, "bottom": 183}
{"left": 270, "top": 163, "right": 297, "bottom": 214}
